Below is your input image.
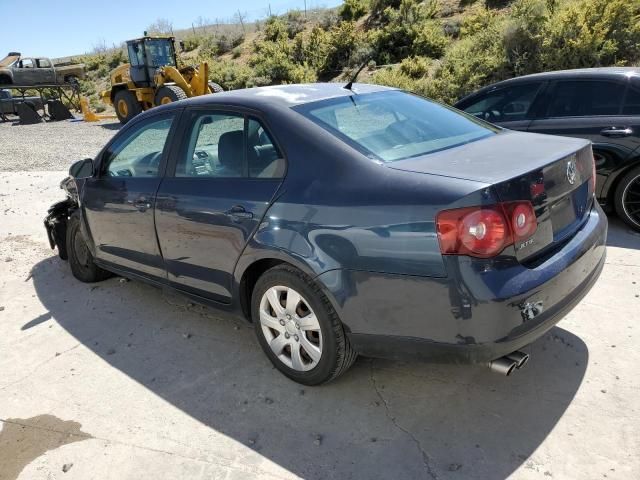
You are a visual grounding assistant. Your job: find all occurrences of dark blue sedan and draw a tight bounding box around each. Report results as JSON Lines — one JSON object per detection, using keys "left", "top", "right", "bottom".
{"left": 45, "top": 83, "right": 607, "bottom": 384}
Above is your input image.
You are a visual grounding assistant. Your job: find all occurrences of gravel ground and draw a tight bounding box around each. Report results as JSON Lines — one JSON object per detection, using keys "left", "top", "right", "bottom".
{"left": 0, "top": 119, "right": 119, "bottom": 171}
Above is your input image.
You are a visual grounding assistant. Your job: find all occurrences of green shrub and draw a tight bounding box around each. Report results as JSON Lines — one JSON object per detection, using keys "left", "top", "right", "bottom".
{"left": 182, "top": 35, "right": 203, "bottom": 52}
{"left": 540, "top": 0, "right": 640, "bottom": 69}
{"left": 413, "top": 21, "right": 448, "bottom": 58}
{"left": 339, "top": 0, "right": 368, "bottom": 21}
{"left": 399, "top": 56, "right": 431, "bottom": 78}
{"left": 208, "top": 60, "right": 253, "bottom": 89}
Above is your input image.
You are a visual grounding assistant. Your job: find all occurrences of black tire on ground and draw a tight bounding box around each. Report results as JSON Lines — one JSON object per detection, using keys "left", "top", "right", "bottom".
{"left": 65, "top": 75, "right": 79, "bottom": 86}
{"left": 0, "top": 75, "right": 11, "bottom": 85}
{"left": 114, "top": 89, "right": 142, "bottom": 124}
{"left": 208, "top": 82, "right": 224, "bottom": 93}
{"left": 66, "top": 213, "right": 113, "bottom": 283}
{"left": 154, "top": 85, "right": 188, "bottom": 106}
{"left": 614, "top": 165, "right": 640, "bottom": 232}
{"left": 251, "top": 265, "right": 357, "bottom": 385}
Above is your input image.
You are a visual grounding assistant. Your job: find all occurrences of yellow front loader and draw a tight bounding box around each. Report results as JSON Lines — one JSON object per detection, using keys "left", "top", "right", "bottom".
{"left": 100, "top": 36, "right": 222, "bottom": 124}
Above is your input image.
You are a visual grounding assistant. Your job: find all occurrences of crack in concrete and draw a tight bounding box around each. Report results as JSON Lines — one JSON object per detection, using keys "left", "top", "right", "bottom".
{"left": 0, "top": 342, "right": 82, "bottom": 391}
{"left": 369, "top": 361, "right": 439, "bottom": 480}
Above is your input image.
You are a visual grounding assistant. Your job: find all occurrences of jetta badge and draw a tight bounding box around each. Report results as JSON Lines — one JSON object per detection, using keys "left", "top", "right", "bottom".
{"left": 566, "top": 157, "right": 577, "bottom": 185}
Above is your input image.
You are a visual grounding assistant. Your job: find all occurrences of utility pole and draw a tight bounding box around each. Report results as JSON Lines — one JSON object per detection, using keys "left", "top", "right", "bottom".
{"left": 237, "top": 9, "right": 245, "bottom": 34}
{"left": 304, "top": 0, "right": 307, "bottom": 18}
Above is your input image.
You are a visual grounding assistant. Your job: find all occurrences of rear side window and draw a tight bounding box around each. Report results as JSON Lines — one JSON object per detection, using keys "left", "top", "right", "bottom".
{"left": 546, "top": 80, "right": 624, "bottom": 117}
{"left": 176, "top": 112, "right": 285, "bottom": 179}
{"left": 623, "top": 78, "right": 640, "bottom": 115}
{"left": 461, "top": 83, "right": 542, "bottom": 122}
{"left": 296, "top": 91, "right": 498, "bottom": 163}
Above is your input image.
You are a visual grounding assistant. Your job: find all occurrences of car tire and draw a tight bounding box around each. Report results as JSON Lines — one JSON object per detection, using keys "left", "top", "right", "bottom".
{"left": 154, "top": 85, "right": 188, "bottom": 106}
{"left": 114, "top": 90, "right": 142, "bottom": 124}
{"left": 251, "top": 265, "right": 357, "bottom": 385}
{"left": 66, "top": 213, "right": 113, "bottom": 283}
{"left": 614, "top": 166, "right": 640, "bottom": 232}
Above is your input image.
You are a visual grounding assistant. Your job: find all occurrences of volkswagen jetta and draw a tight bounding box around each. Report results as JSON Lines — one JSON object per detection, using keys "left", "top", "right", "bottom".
{"left": 45, "top": 83, "right": 607, "bottom": 385}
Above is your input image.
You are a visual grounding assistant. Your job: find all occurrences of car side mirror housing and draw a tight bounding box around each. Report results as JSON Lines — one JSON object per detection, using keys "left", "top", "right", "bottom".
{"left": 69, "top": 158, "right": 94, "bottom": 178}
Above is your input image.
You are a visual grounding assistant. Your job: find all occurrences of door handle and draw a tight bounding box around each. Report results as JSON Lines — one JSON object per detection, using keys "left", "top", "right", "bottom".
{"left": 225, "top": 205, "right": 254, "bottom": 221}
{"left": 130, "top": 197, "right": 152, "bottom": 212}
{"left": 601, "top": 127, "right": 633, "bottom": 137}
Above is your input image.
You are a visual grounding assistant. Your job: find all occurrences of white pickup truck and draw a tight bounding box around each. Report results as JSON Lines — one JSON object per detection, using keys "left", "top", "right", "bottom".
{"left": 0, "top": 52, "right": 85, "bottom": 86}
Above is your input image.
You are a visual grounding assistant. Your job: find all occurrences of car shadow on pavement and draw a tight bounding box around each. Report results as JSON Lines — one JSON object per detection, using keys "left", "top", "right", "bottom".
{"left": 606, "top": 217, "right": 640, "bottom": 249}
{"left": 31, "top": 256, "right": 588, "bottom": 479}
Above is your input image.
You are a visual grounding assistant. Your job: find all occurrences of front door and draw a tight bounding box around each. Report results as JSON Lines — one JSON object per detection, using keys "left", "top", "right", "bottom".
{"left": 82, "top": 112, "right": 178, "bottom": 282}
{"left": 526, "top": 78, "right": 640, "bottom": 197}
{"left": 155, "top": 110, "right": 286, "bottom": 302}
{"left": 12, "top": 58, "right": 36, "bottom": 84}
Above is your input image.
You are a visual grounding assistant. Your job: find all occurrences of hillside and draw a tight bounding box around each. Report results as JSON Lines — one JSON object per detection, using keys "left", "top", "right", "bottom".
{"left": 76, "top": 0, "right": 640, "bottom": 112}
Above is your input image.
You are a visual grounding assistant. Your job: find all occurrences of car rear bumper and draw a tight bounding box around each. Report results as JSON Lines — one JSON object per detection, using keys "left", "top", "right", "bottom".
{"left": 317, "top": 203, "right": 608, "bottom": 364}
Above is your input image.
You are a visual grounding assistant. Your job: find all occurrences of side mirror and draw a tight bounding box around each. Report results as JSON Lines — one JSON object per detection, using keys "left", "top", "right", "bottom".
{"left": 69, "top": 158, "right": 94, "bottom": 178}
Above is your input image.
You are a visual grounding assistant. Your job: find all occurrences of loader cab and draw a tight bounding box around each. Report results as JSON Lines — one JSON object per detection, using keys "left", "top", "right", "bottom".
{"left": 126, "top": 37, "right": 177, "bottom": 88}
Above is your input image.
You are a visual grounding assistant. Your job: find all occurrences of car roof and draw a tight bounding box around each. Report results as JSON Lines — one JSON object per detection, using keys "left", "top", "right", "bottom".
{"left": 456, "top": 67, "right": 640, "bottom": 104}
{"left": 172, "top": 82, "right": 398, "bottom": 111}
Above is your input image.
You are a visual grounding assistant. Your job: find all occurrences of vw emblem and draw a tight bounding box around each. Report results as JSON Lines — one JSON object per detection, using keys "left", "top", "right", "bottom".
{"left": 566, "top": 157, "right": 577, "bottom": 185}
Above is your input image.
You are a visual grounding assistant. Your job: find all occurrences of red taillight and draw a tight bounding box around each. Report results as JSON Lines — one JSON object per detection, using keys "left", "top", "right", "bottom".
{"left": 436, "top": 202, "right": 537, "bottom": 258}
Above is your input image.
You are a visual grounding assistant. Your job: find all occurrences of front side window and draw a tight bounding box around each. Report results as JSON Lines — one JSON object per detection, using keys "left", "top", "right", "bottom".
{"left": 295, "top": 91, "right": 498, "bottom": 163}
{"left": 103, "top": 116, "right": 174, "bottom": 177}
{"left": 546, "top": 80, "right": 624, "bottom": 117}
{"left": 461, "top": 82, "right": 542, "bottom": 122}
{"left": 19, "top": 59, "right": 34, "bottom": 69}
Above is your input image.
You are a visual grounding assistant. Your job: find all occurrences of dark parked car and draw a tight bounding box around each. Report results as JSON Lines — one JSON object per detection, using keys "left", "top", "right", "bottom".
{"left": 455, "top": 67, "right": 640, "bottom": 231}
{"left": 45, "top": 83, "right": 607, "bottom": 385}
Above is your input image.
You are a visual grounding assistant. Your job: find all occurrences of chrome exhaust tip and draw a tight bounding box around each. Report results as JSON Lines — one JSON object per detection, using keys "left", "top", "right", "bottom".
{"left": 506, "top": 351, "right": 530, "bottom": 369}
{"left": 488, "top": 357, "right": 518, "bottom": 376}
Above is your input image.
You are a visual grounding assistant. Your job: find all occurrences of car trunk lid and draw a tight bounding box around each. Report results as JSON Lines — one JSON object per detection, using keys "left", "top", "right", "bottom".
{"left": 388, "top": 131, "right": 594, "bottom": 263}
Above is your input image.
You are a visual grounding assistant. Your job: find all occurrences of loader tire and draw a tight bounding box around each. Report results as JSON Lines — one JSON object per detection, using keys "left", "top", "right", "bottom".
{"left": 208, "top": 82, "right": 224, "bottom": 93}
{"left": 154, "top": 85, "right": 187, "bottom": 106}
{"left": 114, "top": 90, "right": 142, "bottom": 124}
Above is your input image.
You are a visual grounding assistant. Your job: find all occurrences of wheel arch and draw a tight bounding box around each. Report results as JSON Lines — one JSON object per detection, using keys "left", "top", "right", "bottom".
{"left": 234, "top": 249, "right": 342, "bottom": 324}
{"left": 603, "top": 159, "right": 640, "bottom": 207}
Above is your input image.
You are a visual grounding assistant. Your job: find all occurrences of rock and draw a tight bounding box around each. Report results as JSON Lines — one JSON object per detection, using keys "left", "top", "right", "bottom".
{"left": 0, "top": 306, "right": 4, "bottom": 312}
{"left": 248, "top": 438, "right": 256, "bottom": 445}
{"left": 106, "top": 348, "right": 116, "bottom": 355}
{"left": 182, "top": 333, "right": 192, "bottom": 339}
{"left": 264, "top": 397, "right": 274, "bottom": 404}
{"left": 5, "top": 257, "right": 12, "bottom": 262}
{"left": 313, "top": 434, "right": 322, "bottom": 446}
{"left": 118, "top": 278, "right": 129, "bottom": 283}
{"left": 448, "top": 463, "right": 462, "bottom": 472}
{"left": 299, "top": 389, "right": 305, "bottom": 396}
{"left": 62, "top": 463, "right": 73, "bottom": 473}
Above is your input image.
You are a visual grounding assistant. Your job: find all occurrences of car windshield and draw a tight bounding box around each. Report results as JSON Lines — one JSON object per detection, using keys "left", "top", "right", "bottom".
{"left": 144, "top": 39, "right": 176, "bottom": 67}
{"left": 295, "top": 90, "right": 499, "bottom": 162}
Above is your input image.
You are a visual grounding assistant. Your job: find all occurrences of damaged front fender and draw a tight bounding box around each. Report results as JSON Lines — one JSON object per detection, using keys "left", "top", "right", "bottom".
{"left": 44, "top": 198, "right": 75, "bottom": 260}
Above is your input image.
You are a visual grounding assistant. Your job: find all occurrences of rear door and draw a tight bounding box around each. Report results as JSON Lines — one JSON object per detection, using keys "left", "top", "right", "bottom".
{"left": 155, "top": 109, "right": 286, "bottom": 303}
{"left": 456, "top": 81, "right": 545, "bottom": 131}
{"left": 82, "top": 111, "right": 178, "bottom": 282}
{"left": 527, "top": 77, "right": 640, "bottom": 197}
{"left": 35, "top": 58, "right": 56, "bottom": 83}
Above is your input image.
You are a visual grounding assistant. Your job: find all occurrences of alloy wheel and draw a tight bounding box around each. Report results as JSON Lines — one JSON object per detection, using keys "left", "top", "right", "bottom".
{"left": 259, "top": 286, "right": 323, "bottom": 371}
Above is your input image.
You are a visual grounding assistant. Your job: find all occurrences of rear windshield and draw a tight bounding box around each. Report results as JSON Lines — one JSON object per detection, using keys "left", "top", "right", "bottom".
{"left": 294, "top": 90, "right": 499, "bottom": 162}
